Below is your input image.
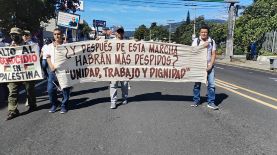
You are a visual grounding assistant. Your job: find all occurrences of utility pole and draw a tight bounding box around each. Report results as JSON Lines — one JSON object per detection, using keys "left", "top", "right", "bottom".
{"left": 272, "top": 31, "right": 276, "bottom": 53}
{"left": 192, "top": 5, "right": 197, "bottom": 40}
{"left": 167, "top": 20, "right": 174, "bottom": 43}
{"left": 149, "top": 29, "right": 152, "bottom": 40}
{"left": 225, "top": 0, "right": 239, "bottom": 61}
{"left": 169, "top": 23, "right": 171, "bottom": 43}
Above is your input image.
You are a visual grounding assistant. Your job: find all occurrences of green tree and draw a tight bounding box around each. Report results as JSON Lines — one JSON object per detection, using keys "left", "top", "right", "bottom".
{"left": 134, "top": 24, "right": 148, "bottom": 40}
{"left": 134, "top": 22, "right": 169, "bottom": 41}
{"left": 150, "top": 22, "right": 157, "bottom": 29}
{"left": 174, "top": 16, "right": 227, "bottom": 46}
{"left": 0, "top": 0, "right": 56, "bottom": 34}
{"left": 78, "top": 20, "right": 92, "bottom": 39}
{"left": 186, "top": 11, "right": 191, "bottom": 24}
{"left": 174, "top": 16, "right": 206, "bottom": 45}
{"left": 235, "top": 0, "right": 277, "bottom": 53}
{"left": 149, "top": 24, "right": 168, "bottom": 41}
{"left": 209, "top": 23, "right": 227, "bottom": 45}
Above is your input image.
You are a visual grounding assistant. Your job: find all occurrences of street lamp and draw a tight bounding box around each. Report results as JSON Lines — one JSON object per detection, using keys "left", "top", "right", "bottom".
{"left": 167, "top": 20, "right": 174, "bottom": 43}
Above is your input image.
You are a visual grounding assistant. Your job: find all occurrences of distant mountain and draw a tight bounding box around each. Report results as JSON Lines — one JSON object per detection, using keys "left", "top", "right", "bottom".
{"left": 206, "top": 19, "right": 226, "bottom": 23}
{"left": 126, "top": 19, "right": 226, "bottom": 38}
{"left": 125, "top": 31, "right": 135, "bottom": 38}
{"left": 163, "top": 19, "right": 226, "bottom": 32}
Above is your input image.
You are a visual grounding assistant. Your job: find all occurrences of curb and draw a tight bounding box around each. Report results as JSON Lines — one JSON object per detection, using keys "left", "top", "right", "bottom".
{"left": 216, "top": 61, "right": 277, "bottom": 74}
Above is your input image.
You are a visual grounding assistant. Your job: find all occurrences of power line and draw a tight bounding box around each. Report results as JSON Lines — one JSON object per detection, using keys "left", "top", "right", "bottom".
{"left": 86, "top": 0, "right": 227, "bottom": 9}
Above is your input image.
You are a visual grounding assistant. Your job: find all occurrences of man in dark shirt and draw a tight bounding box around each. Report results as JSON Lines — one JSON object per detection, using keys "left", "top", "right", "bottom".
{"left": 69, "top": 17, "right": 77, "bottom": 27}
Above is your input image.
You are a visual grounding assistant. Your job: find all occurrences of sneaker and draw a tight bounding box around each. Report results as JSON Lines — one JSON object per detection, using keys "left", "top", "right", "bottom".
{"left": 191, "top": 102, "right": 200, "bottom": 107}
{"left": 110, "top": 102, "right": 116, "bottom": 109}
{"left": 60, "top": 107, "right": 67, "bottom": 114}
{"left": 207, "top": 103, "right": 219, "bottom": 110}
{"left": 122, "top": 100, "right": 128, "bottom": 105}
{"left": 49, "top": 105, "right": 57, "bottom": 113}
{"left": 6, "top": 109, "right": 20, "bottom": 121}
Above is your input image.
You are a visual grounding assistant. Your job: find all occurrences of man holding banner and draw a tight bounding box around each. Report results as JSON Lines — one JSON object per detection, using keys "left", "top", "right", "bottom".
{"left": 46, "top": 28, "right": 71, "bottom": 114}
{"left": 110, "top": 26, "right": 129, "bottom": 109}
{"left": 22, "top": 30, "right": 36, "bottom": 107}
{"left": 6, "top": 27, "right": 37, "bottom": 120}
{"left": 191, "top": 25, "right": 218, "bottom": 110}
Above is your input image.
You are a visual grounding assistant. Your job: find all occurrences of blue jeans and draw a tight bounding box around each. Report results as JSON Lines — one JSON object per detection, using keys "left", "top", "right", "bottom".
{"left": 47, "top": 71, "right": 70, "bottom": 108}
{"left": 41, "top": 59, "right": 48, "bottom": 78}
{"left": 193, "top": 67, "right": 215, "bottom": 104}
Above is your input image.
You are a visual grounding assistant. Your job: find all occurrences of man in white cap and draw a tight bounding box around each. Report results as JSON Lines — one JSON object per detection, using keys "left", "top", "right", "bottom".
{"left": 22, "top": 30, "right": 37, "bottom": 107}
{"left": 109, "top": 26, "right": 129, "bottom": 109}
{"left": 22, "top": 30, "right": 36, "bottom": 45}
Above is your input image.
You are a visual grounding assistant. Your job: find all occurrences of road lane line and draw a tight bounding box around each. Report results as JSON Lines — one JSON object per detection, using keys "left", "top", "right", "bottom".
{"left": 19, "top": 80, "right": 47, "bottom": 95}
{"left": 216, "top": 81, "right": 238, "bottom": 90}
{"left": 215, "top": 66, "right": 224, "bottom": 69}
{"left": 216, "top": 83, "right": 277, "bottom": 110}
{"left": 216, "top": 79, "right": 277, "bottom": 102}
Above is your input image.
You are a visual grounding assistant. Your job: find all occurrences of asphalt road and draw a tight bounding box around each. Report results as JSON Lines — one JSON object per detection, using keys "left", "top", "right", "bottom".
{"left": 0, "top": 64, "right": 276, "bottom": 155}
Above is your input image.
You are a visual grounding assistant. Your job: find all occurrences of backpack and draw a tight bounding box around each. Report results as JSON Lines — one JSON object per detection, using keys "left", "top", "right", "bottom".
{"left": 197, "top": 38, "right": 214, "bottom": 47}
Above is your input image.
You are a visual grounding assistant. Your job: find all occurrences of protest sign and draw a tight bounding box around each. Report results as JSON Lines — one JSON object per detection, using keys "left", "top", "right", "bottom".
{"left": 0, "top": 44, "right": 43, "bottom": 83}
{"left": 54, "top": 40, "right": 207, "bottom": 89}
{"left": 57, "top": 12, "right": 80, "bottom": 29}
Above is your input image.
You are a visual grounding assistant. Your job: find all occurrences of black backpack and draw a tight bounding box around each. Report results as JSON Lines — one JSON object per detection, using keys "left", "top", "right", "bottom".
{"left": 197, "top": 38, "right": 214, "bottom": 47}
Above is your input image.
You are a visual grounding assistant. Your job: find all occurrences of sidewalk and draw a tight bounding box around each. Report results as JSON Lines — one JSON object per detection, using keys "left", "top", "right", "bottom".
{"left": 216, "top": 56, "right": 277, "bottom": 73}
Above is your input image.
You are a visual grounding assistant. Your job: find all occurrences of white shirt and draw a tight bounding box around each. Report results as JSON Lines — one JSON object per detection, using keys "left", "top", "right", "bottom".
{"left": 45, "top": 43, "right": 56, "bottom": 64}
{"left": 41, "top": 44, "right": 49, "bottom": 59}
{"left": 192, "top": 37, "right": 216, "bottom": 63}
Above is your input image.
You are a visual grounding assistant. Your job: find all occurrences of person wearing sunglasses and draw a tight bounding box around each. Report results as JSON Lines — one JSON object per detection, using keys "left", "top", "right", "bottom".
{"left": 6, "top": 27, "right": 37, "bottom": 120}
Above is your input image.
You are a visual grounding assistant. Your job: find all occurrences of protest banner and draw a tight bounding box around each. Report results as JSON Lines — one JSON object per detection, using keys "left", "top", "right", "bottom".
{"left": 0, "top": 44, "right": 43, "bottom": 83}
{"left": 54, "top": 40, "right": 207, "bottom": 89}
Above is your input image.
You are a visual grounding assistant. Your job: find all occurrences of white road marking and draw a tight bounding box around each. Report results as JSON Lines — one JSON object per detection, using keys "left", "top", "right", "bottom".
{"left": 215, "top": 66, "right": 224, "bottom": 69}
{"left": 269, "top": 77, "right": 277, "bottom": 82}
{"left": 217, "top": 79, "right": 277, "bottom": 110}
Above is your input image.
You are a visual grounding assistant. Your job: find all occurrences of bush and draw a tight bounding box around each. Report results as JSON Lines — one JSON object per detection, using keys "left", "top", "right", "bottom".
{"left": 216, "top": 47, "right": 224, "bottom": 55}
{"left": 259, "top": 50, "right": 277, "bottom": 56}
{"left": 233, "top": 46, "right": 245, "bottom": 55}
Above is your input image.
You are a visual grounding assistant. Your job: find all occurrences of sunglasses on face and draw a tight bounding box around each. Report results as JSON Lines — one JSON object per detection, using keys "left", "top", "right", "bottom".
{"left": 10, "top": 33, "right": 21, "bottom": 36}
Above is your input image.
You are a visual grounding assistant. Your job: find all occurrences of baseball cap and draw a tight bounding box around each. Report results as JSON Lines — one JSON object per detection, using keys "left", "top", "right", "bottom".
{"left": 23, "top": 30, "right": 31, "bottom": 35}
{"left": 10, "top": 27, "right": 22, "bottom": 35}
